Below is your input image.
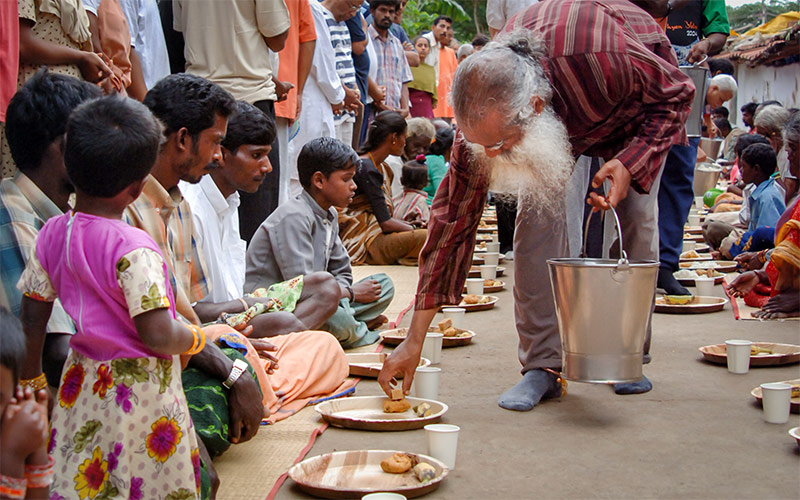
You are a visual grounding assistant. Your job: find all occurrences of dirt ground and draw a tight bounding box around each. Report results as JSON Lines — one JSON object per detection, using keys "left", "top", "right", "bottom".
{"left": 278, "top": 261, "right": 800, "bottom": 499}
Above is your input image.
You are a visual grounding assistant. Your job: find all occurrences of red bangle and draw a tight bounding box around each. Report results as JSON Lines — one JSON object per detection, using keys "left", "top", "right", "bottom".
{"left": 0, "top": 474, "right": 27, "bottom": 499}
{"left": 25, "top": 455, "right": 54, "bottom": 488}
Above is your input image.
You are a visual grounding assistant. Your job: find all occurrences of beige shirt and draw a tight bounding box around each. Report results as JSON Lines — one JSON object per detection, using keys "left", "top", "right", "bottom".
{"left": 173, "top": 0, "right": 290, "bottom": 104}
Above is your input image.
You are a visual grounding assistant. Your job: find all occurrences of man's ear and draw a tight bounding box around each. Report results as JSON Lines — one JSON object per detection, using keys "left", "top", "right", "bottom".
{"left": 175, "top": 127, "right": 191, "bottom": 152}
{"left": 219, "top": 146, "right": 230, "bottom": 168}
{"left": 311, "top": 171, "right": 326, "bottom": 191}
{"left": 530, "top": 96, "right": 544, "bottom": 115}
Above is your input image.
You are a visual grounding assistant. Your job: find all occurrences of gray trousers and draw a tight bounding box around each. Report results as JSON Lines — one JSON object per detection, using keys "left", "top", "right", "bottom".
{"left": 514, "top": 157, "right": 663, "bottom": 373}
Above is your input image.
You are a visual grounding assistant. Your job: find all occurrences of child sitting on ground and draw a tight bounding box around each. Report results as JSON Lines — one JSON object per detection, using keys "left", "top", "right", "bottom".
{"left": 245, "top": 137, "right": 395, "bottom": 349}
{"left": 17, "top": 96, "right": 204, "bottom": 498}
{"left": 394, "top": 155, "right": 430, "bottom": 226}
{"left": 0, "top": 307, "right": 51, "bottom": 499}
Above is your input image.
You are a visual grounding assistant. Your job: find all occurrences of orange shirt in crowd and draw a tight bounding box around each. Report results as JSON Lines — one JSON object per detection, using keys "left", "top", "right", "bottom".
{"left": 433, "top": 45, "right": 457, "bottom": 119}
{"left": 275, "top": 0, "right": 317, "bottom": 121}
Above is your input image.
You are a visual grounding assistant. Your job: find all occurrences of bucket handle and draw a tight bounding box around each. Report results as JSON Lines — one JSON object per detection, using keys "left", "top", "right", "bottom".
{"left": 580, "top": 200, "right": 630, "bottom": 272}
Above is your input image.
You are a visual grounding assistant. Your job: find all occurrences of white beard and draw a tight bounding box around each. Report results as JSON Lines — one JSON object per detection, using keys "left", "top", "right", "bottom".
{"left": 468, "top": 108, "right": 574, "bottom": 218}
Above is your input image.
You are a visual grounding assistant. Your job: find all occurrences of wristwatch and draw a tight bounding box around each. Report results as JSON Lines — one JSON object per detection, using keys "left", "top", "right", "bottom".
{"left": 222, "top": 359, "right": 249, "bottom": 389}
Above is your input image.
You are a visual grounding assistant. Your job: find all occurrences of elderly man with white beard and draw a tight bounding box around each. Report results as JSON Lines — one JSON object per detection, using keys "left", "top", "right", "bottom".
{"left": 377, "top": 0, "right": 695, "bottom": 411}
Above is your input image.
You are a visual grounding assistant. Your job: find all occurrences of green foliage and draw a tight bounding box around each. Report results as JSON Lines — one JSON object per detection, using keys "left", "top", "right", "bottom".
{"left": 402, "top": 0, "right": 481, "bottom": 42}
{"left": 726, "top": 0, "right": 800, "bottom": 32}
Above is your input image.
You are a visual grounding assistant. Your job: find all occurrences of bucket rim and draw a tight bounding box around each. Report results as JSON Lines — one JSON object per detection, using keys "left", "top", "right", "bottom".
{"left": 547, "top": 258, "right": 659, "bottom": 268}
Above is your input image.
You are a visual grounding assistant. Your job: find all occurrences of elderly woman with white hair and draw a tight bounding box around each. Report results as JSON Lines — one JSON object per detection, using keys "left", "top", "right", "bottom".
{"left": 755, "top": 104, "right": 795, "bottom": 200}
{"left": 377, "top": 0, "right": 694, "bottom": 409}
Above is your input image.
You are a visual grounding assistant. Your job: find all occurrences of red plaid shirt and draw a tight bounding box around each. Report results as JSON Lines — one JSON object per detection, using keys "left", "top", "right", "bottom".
{"left": 415, "top": 0, "right": 695, "bottom": 310}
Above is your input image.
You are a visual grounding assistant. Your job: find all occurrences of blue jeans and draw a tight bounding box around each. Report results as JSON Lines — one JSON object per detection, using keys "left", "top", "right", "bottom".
{"left": 658, "top": 137, "right": 700, "bottom": 271}
{"left": 323, "top": 273, "right": 394, "bottom": 349}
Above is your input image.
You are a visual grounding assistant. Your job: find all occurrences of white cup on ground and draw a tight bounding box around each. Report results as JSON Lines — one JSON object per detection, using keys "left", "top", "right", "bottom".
{"left": 465, "top": 278, "right": 484, "bottom": 295}
{"left": 486, "top": 242, "right": 500, "bottom": 253}
{"left": 687, "top": 214, "right": 700, "bottom": 227}
{"left": 695, "top": 196, "right": 705, "bottom": 208}
{"left": 760, "top": 383, "right": 792, "bottom": 424}
{"left": 442, "top": 307, "right": 465, "bottom": 329}
{"left": 694, "top": 277, "right": 715, "bottom": 296}
{"left": 362, "top": 493, "right": 407, "bottom": 500}
{"left": 480, "top": 265, "right": 497, "bottom": 280}
{"left": 682, "top": 240, "right": 696, "bottom": 253}
{"left": 424, "top": 424, "right": 460, "bottom": 469}
{"left": 412, "top": 366, "right": 441, "bottom": 400}
{"left": 483, "top": 252, "right": 500, "bottom": 266}
{"left": 491, "top": 233, "right": 499, "bottom": 243}
{"left": 725, "top": 339, "right": 751, "bottom": 374}
{"left": 421, "top": 332, "right": 443, "bottom": 365}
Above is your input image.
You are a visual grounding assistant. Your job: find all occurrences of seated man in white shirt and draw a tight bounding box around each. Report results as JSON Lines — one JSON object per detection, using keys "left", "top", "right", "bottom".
{"left": 181, "top": 101, "right": 341, "bottom": 336}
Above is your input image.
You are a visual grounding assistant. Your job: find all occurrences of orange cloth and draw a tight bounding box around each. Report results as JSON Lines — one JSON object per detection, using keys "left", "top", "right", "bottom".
{"left": 202, "top": 325, "right": 350, "bottom": 423}
{"left": 274, "top": 0, "right": 317, "bottom": 120}
{"left": 433, "top": 46, "right": 457, "bottom": 119}
{"left": 96, "top": 0, "right": 132, "bottom": 88}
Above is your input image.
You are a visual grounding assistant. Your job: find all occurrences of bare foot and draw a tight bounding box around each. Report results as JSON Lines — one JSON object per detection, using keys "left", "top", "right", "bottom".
{"left": 365, "top": 315, "right": 388, "bottom": 330}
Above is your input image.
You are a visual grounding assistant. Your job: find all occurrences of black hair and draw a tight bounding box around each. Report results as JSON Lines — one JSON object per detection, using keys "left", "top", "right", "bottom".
{"left": 707, "top": 58, "right": 734, "bottom": 76}
{"left": 298, "top": 137, "right": 359, "bottom": 189}
{"left": 711, "top": 106, "right": 729, "bottom": 119}
{"left": 432, "top": 15, "right": 452, "bottom": 26}
{"left": 5, "top": 69, "right": 102, "bottom": 173}
{"left": 0, "top": 307, "right": 26, "bottom": 382}
{"left": 412, "top": 35, "right": 430, "bottom": 47}
{"left": 760, "top": 99, "right": 783, "bottom": 108}
{"left": 359, "top": 111, "right": 407, "bottom": 154}
{"left": 733, "top": 133, "right": 770, "bottom": 157}
{"left": 65, "top": 96, "right": 163, "bottom": 198}
{"left": 741, "top": 143, "right": 777, "bottom": 177}
{"left": 428, "top": 126, "right": 454, "bottom": 156}
{"left": 741, "top": 102, "right": 758, "bottom": 115}
{"left": 369, "top": 0, "right": 400, "bottom": 11}
{"left": 222, "top": 101, "right": 276, "bottom": 153}
{"left": 401, "top": 155, "right": 428, "bottom": 190}
{"left": 471, "top": 34, "right": 489, "bottom": 47}
{"left": 713, "top": 117, "right": 731, "bottom": 132}
{"left": 143, "top": 73, "right": 235, "bottom": 142}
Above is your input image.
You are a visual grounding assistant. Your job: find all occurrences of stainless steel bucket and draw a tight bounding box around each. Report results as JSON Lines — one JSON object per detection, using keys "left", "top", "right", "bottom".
{"left": 547, "top": 207, "right": 658, "bottom": 383}
{"left": 699, "top": 137, "right": 723, "bottom": 159}
{"left": 679, "top": 57, "right": 708, "bottom": 138}
{"left": 693, "top": 162, "right": 723, "bottom": 197}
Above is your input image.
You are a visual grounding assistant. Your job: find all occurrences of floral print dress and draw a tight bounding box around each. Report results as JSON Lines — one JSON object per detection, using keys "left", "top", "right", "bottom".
{"left": 20, "top": 244, "right": 201, "bottom": 500}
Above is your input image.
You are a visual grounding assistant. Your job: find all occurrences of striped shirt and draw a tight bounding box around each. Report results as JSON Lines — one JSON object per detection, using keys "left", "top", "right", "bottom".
{"left": 368, "top": 24, "right": 412, "bottom": 111}
{"left": 320, "top": 4, "right": 356, "bottom": 124}
{"left": 123, "top": 175, "right": 209, "bottom": 323}
{"left": 0, "top": 172, "right": 75, "bottom": 334}
{"left": 394, "top": 188, "right": 430, "bottom": 223}
{"left": 415, "top": 0, "right": 695, "bottom": 310}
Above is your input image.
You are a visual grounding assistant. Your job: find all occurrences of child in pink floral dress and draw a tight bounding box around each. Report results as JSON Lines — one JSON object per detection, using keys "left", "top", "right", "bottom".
{"left": 17, "top": 96, "right": 204, "bottom": 499}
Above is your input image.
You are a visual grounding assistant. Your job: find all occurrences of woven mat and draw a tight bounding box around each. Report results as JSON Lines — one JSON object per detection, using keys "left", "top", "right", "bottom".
{"left": 724, "top": 276, "right": 800, "bottom": 321}
{"left": 214, "top": 265, "right": 418, "bottom": 499}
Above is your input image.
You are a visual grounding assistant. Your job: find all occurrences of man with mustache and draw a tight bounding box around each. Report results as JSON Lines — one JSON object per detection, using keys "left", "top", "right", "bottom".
{"left": 378, "top": 0, "right": 694, "bottom": 411}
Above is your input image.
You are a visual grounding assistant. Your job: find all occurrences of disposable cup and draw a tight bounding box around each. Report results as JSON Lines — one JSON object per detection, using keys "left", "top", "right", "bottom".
{"left": 682, "top": 240, "right": 696, "bottom": 253}
{"left": 412, "top": 366, "right": 441, "bottom": 400}
{"left": 421, "top": 332, "right": 443, "bottom": 365}
{"left": 486, "top": 242, "right": 500, "bottom": 253}
{"left": 760, "top": 383, "right": 792, "bottom": 424}
{"left": 491, "top": 233, "right": 499, "bottom": 244}
{"left": 687, "top": 214, "right": 700, "bottom": 226}
{"left": 695, "top": 196, "right": 705, "bottom": 208}
{"left": 424, "top": 424, "right": 460, "bottom": 469}
{"left": 483, "top": 252, "right": 500, "bottom": 266}
{"left": 480, "top": 265, "right": 497, "bottom": 280}
{"left": 362, "top": 493, "right": 407, "bottom": 500}
{"left": 694, "top": 277, "right": 715, "bottom": 296}
{"left": 465, "top": 278, "right": 484, "bottom": 295}
{"left": 442, "top": 307, "right": 465, "bottom": 329}
{"left": 725, "top": 340, "right": 751, "bottom": 374}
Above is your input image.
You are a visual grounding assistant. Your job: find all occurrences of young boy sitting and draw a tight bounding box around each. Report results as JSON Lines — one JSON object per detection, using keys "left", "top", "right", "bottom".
{"left": 394, "top": 155, "right": 430, "bottom": 226}
{"left": 245, "top": 138, "right": 395, "bottom": 348}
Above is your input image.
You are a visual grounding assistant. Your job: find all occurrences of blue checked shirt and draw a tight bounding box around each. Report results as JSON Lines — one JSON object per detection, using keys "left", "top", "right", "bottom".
{"left": 368, "top": 24, "right": 412, "bottom": 111}
{"left": 0, "top": 173, "right": 76, "bottom": 334}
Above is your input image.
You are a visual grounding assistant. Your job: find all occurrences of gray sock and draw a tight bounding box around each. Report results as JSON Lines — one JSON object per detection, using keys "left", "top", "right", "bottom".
{"left": 498, "top": 369, "right": 561, "bottom": 411}
{"left": 613, "top": 375, "right": 653, "bottom": 395}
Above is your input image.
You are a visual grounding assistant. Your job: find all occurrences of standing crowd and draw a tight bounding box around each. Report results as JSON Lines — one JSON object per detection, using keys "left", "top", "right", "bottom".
{"left": 0, "top": 0, "right": 798, "bottom": 498}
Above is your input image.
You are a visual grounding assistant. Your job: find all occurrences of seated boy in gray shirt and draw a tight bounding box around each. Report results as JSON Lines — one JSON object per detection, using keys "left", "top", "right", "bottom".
{"left": 245, "top": 138, "right": 394, "bottom": 348}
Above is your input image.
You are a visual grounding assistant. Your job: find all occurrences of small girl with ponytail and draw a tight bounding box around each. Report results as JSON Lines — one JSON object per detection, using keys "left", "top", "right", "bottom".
{"left": 394, "top": 154, "right": 431, "bottom": 225}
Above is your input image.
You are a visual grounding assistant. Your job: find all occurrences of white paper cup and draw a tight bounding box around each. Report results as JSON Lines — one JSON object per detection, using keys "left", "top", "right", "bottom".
{"left": 695, "top": 196, "right": 705, "bottom": 208}
{"left": 424, "top": 424, "right": 460, "bottom": 469}
{"left": 412, "top": 366, "right": 441, "bottom": 400}
{"left": 421, "top": 332, "right": 444, "bottom": 365}
{"left": 465, "top": 278, "right": 484, "bottom": 295}
{"left": 760, "top": 383, "right": 792, "bottom": 424}
{"left": 480, "top": 265, "right": 497, "bottom": 280}
{"left": 694, "top": 277, "right": 715, "bottom": 296}
{"left": 687, "top": 214, "right": 700, "bottom": 226}
{"left": 725, "top": 340, "right": 751, "bottom": 374}
{"left": 362, "top": 493, "right": 407, "bottom": 500}
{"left": 486, "top": 242, "right": 500, "bottom": 253}
{"left": 491, "top": 233, "right": 499, "bottom": 243}
{"left": 483, "top": 252, "right": 500, "bottom": 266}
{"left": 442, "top": 307, "right": 465, "bottom": 329}
{"left": 682, "top": 240, "right": 696, "bottom": 253}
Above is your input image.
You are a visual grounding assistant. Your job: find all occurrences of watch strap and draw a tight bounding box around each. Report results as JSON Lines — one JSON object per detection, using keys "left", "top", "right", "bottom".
{"left": 222, "top": 359, "right": 248, "bottom": 389}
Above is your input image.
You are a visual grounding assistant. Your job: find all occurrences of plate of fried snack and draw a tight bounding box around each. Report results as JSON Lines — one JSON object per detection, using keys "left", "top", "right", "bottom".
{"left": 381, "top": 322, "right": 476, "bottom": 348}
{"left": 679, "top": 249, "right": 713, "bottom": 261}
{"left": 315, "top": 393, "right": 448, "bottom": 431}
{"left": 655, "top": 295, "right": 727, "bottom": 313}
{"left": 345, "top": 353, "right": 431, "bottom": 378}
{"left": 468, "top": 266, "right": 505, "bottom": 278}
{"left": 464, "top": 279, "right": 505, "bottom": 293}
{"left": 750, "top": 379, "right": 800, "bottom": 414}
{"left": 684, "top": 234, "right": 704, "bottom": 242}
{"left": 699, "top": 342, "right": 800, "bottom": 366}
{"left": 445, "top": 294, "right": 498, "bottom": 312}
{"left": 288, "top": 449, "right": 449, "bottom": 498}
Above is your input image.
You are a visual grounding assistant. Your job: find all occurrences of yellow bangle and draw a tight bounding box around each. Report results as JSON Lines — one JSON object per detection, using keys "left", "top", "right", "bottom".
{"left": 20, "top": 373, "right": 48, "bottom": 391}
{"left": 182, "top": 324, "right": 206, "bottom": 356}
